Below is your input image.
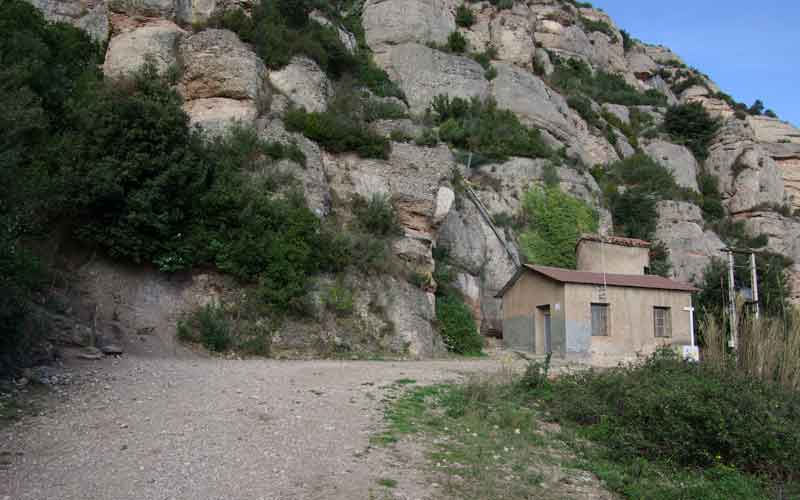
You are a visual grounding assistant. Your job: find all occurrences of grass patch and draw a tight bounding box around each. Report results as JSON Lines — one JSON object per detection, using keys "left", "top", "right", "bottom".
{"left": 376, "top": 478, "right": 398, "bottom": 488}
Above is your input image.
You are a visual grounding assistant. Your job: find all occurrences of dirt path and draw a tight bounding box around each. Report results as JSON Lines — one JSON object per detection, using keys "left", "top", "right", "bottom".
{"left": 1, "top": 355, "right": 514, "bottom": 500}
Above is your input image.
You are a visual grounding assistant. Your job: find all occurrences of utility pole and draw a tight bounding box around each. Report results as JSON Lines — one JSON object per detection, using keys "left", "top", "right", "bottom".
{"left": 750, "top": 252, "right": 760, "bottom": 320}
{"left": 727, "top": 250, "right": 738, "bottom": 351}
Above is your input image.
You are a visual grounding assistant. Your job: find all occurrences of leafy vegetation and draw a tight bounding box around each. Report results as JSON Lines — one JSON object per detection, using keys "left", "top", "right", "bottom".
{"left": 0, "top": 0, "right": 102, "bottom": 374}
{"left": 549, "top": 56, "right": 667, "bottom": 107}
{"left": 284, "top": 82, "right": 391, "bottom": 159}
{"left": 593, "top": 154, "right": 691, "bottom": 240}
{"left": 204, "top": 0, "right": 404, "bottom": 99}
{"left": 353, "top": 194, "right": 401, "bottom": 237}
{"left": 432, "top": 248, "right": 484, "bottom": 356}
{"left": 664, "top": 102, "right": 721, "bottom": 161}
{"left": 579, "top": 15, "right": 617, "bottom": 43}
{"left": 455, "top": 4, "right": 476, "bottom": 27}
{"left": 446, "top": 31, "right": 468, "bottom": 53}
{"left": 428, "top": 95, "right": 553, "bottom": 161}
{"left": 177, "top": 304, "right": 232, "bottom": 352}
{"left": 518, "top": 186, "right": 599, "bottom": 268}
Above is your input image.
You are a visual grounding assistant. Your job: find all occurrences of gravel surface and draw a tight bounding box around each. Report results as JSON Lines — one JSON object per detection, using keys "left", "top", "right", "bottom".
{"left": 1, "top": 355, "right": 512, "bottom": 500}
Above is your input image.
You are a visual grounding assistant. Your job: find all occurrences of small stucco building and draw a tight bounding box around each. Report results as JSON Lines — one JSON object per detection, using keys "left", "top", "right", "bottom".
{"left": 497, "top": 235, "right": 698, "bottom": 365}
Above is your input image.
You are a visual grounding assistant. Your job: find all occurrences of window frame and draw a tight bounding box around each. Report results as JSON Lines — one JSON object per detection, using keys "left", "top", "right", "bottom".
{"left": 591, "top": 303, "right": 610, "bottom": 337}
{"left": 653, "top": 306, "right": 672, "bottom": 338}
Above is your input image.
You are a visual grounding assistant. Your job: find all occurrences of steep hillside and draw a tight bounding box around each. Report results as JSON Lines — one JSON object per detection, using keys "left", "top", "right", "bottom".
{"left": 4, "top": 0, "right": 800, "bottom": 370}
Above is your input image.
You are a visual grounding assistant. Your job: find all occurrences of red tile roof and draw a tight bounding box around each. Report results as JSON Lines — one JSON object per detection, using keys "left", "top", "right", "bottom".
{"left": 496, "top": 265, "right": 699, "bottom": 297}
{"left": 578, "top": 234, "right": 651, "bottom": 248}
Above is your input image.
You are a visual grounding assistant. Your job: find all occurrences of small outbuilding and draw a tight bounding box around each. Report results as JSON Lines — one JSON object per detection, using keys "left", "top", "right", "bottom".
{"left": 496, "top": 235, "right": 698, "bottom": 365}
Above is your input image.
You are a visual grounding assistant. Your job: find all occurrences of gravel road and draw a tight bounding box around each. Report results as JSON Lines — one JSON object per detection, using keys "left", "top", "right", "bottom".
{"left": 1, "top": 355, "right": 512, "bottom": 500}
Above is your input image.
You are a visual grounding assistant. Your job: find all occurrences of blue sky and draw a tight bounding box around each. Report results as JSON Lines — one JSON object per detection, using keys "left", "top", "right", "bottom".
{"left": 594, "top": 0, "right": 799, "bottom": 126}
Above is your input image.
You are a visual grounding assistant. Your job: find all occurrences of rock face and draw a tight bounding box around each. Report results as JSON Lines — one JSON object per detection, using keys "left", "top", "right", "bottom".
{"left": 377, "top": 43, "right": 489, "bottom": 115}
{"left": 178, "top": 29, "right": 268, "bottom": 133}
{"left": 179, "top": 29, "right": 268, "bottom": 102}
{"left": 740, "top": 212, "right": 800, "bottom": 304}
{"left": 268, "top": 57, "right": 333, "bottom": 113}
{"left": 707, "top": 120, "right": 789, "bottom": 214}
{"left": 363, "top": 0, "right": 456, "bottom": 51}
{"left": 643, "top": 140, "right": 700, "bottom": 191}
{"left": 490, "top": 63, "right": 618, "bottom": 166}
{"left": 26, "top": 0, "right": 110, "bottom": 42}
{"left": 655, "top": 201, "right": 725, "bottom": 283}
{"left": 103, "top": 22, "right": 185, "bottom": 78}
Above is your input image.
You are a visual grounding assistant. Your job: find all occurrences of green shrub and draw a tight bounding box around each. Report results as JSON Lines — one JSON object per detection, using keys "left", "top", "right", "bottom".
{"left": 430, "top": 95, "right": 553, "bottom": 161}
{"left": 671, "top": 74, "right": 706, "bottom": 96}
{"left": 549, "top": 57, "right": 666, "bottom": 107}
{"left": 353, "top": 194, "right": 401, "bottom": 237}
{"left": 323, "top": 280, "right": 355, "bottom": 317}
{"left": 664, "top": 102, "right": 721, "bottom": 161}
{"left": 579, "top": 15, "right": 617, "bottom": 43}
{"left": 446, "top": 31, "right": 468, "bottom": 53}
{"left": 647, "top": 240, "right": 672, "bottom": 277}
{"left": 455, "top": 4, "right": 475, "bottom": 27}
{"left": 285, "top": 106, "right": 390, "bottom": 159}
{"left": 436, "top": 294, "right": 483, "bottom": 355}
{"left": 178, "top": 304, "right": 232, "bottom": 352}
{"left": 363, "top": 98, "right": 408, "bottom": 122}
{"left": 519, "top": 186, "right": 599, "bottom": 268}
{"left": 620, "top": 29, "right": 634, "bottom": 51}
{"left": 537, "top": 351, "right": 800, "bottom": 484}
{"left": 567, "top": 95, "right": 602, "bottom": 129}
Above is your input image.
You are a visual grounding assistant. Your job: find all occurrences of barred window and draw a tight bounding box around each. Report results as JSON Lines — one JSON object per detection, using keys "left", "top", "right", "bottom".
{"left": 591, "top": 303, "right": 609, "bottom": 337}
{"left": 654, "top": 307, "right": 672, "bottom": 338}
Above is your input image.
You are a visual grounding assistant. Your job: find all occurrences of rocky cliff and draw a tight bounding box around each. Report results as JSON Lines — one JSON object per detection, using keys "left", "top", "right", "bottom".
{"left": 24, "top": 0, "right": 800, "bottom": 358}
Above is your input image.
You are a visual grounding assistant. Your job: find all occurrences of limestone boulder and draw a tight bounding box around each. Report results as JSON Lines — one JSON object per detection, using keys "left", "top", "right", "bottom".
{"left": 747, "top": 115, "right": 800, "bottom": 144}
{"left": 489, "top": 63, "right": 618, "bottom": 166}
{"left": 103, "top": 22, "right": 185, "bottom": 79}
{"left": 183, "top": 98, "right": 258, "bottom": 135}
{"left": 643, "top": 45, "right": 684, "bottom": 65}
{"left": 726, "top": 149, "right": 787, "bottom": 214}
{"left": 377, "top": 43, "right": 489, "bottom": 115}
{"left": 178, "top": 29, "right": 268, "bottom": 103}
{"left": 626, "top": 49, "right": 658, "bottom": 79}
{"left": 382, "top": 278, "right": 444, "bottom": 358}
{"left": 642, "top": 140, "right": 700, "bottom": 192}
{"left": 26, "top": 0, "right": 109, "bottom": 42}
{"left": 764, "top": 143, "right": 800, "bottom": 210}
{"left": 655, "top": 201, "right": 725, "bottom": 283}
{"left": 268, "top": 57, "right": 333, "bottom": 113}
{"left": 176, "top": 0, "right": 218, "bottom": 25}
{"left": 363, "top": 0, "right": 457, "bottom": 51}
{"left": 437, "top": 197, "right": 519, "bottom": 334}
{"left": 107, "top": 0, "right": 177, "bottom": 19}
{"left": 488, "top": 7, "right": 536, "bottom": 64}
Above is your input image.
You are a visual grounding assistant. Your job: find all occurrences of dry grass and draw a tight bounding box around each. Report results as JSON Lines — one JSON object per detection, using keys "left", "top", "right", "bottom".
{"left": 701, "top": 306, "right": 800, "bottom": 390}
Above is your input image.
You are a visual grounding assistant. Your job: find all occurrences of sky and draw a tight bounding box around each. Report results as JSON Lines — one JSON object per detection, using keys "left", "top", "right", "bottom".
{"left": 594, "top": 0, "right": 799, "bottom": 127}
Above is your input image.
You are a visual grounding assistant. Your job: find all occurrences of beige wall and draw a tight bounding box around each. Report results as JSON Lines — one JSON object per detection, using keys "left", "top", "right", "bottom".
{"left": 564, "top": 283, "right": 693, "bottom": 365}
{"left": 577, "top": 240, "right": 650, "bottom": 275}
{"left": 502, "top": 272, "right": 565, "bottom": 355}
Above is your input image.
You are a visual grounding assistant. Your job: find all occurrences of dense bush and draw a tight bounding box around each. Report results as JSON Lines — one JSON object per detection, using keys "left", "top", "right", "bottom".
{"left": 353, "top": 194, "right": 401, "bottom": 237}
{"left": 455, "top": 4, "right": 475, "bottom": 27}
{"left": 536, "top": 350, "right": 800, "bottom": 484}
{"left": 177, "top": 304, "right": 233, "bottom": 352}
{"left": 567, "top": 95, "right": 602, "bottom": 129}
{"left": 446, "top": 31, "right": 468, "bottom": 53}
{"left": 549, "top": 57, "right": 667, "bottom": 107}
{"left": 429, "top": 95, "right": 553, "bottom": 161}
{"left": 519, "top": 186, "right": 599, "bottom": 268}
{"left": 1, "top": 0, "right": 102, "bottom": 373}
{"left": 664, "top": 102, "right": 721, "bottom": 161}
{"left": 436, "top": 294, "right": 483, "bottom": 355}
{"left": 285, "top": 82, "right": 391, "bottom": 158}
{"left": 594, "top": 154, "right": 690, "bottom": 240}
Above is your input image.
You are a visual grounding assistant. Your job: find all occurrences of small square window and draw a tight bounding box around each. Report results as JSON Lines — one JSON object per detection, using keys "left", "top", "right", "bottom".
{"left": 591, "top": 303, "right": 609, "bottom": 337}
{"left": 654, "top": 307, "right": 672, "bottom": 338}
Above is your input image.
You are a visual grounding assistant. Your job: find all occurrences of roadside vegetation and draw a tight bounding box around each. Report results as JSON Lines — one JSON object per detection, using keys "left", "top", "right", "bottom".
{"left": 377, "top": 350, "right": 800, "bottom": 500}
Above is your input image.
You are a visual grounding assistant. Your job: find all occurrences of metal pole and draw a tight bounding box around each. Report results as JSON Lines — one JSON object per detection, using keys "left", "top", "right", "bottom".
{"left": 727, "top": 250, "right": 738, "bottom": 352}
{"left": 750, "top": 252, "right": 760, "bottom": 320}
